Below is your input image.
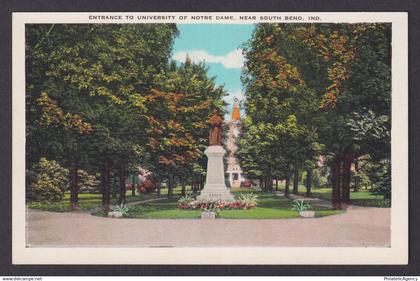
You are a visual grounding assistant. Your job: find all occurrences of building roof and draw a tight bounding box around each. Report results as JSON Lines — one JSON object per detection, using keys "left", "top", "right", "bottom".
{"left": 231, "top": 100, "right": 241, "bottom": 121}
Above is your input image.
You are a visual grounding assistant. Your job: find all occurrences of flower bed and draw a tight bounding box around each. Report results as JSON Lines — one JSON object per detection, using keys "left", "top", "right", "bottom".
{"left": 178, "top": 193, "right": 258, "bottom": 211}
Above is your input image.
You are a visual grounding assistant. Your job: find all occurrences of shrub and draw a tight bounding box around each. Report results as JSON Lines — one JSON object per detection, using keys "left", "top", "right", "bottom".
{"left": 311, "top": 169, "right": 321, "bottom": 187}
{"left": 26, "top": 157, "right": 68, "bottom": 202}
{"left": 126, "top": 183, "right": 135, "bottom": 190}
{"left": 112, "top": 202, "right": 130, "bottom": 217}
{"left": 351, "top": 169, "right": 371, "bottom": 191}
{"left": 240, "top": 179, "right": 252, "bottom": 188}
{"left": 291, "top": 199, "right": 311, "bottom": 212}
{"left": 238, "top": 193, "right": 258, "bottom": 209}
{"left": 369, "top": 161, "right": 391, "bottom": 200}
{"left": 138, "top": 175, "right": 157, "bottom": 193}
{"left": 178, "top": 195, "right": 195, "bottom": 209}
{"left": 77, "top": 170, "right": 100, "bottom": 194}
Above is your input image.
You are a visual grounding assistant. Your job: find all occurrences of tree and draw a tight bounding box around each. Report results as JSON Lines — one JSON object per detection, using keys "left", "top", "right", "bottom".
{"left": 239, "top": 24, "right": 321, "bottom": 196}
{"left": 239, "top": 23, "right": 391, "bottom": 207}
{"left": 143, "top": 59, "right": 227, "bottom": 199}
{"left": 26, "top": 24, "right": 179, "bottom": 210}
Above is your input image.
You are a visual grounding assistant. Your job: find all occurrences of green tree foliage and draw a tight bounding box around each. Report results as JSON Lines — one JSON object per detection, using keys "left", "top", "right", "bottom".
{"left": 239, "top": 23, "right": 322, "bottom": 194}
{"left": 239, "top": 23, "right": 391, "bottom": 205}
{"left": 77, "top": 170, "right": 100, "bottom": 194}
{"left": 361, "top": 158, "right": 391, "bottom": 199}
{"left": 26, "top": 24, "right": 225, "bottom": 208}
{"left": 143, "top": 59, "right": 227, "bottom": 198}
{"left": 26, "top": 24, "right": 179, "bottom": 208}
{"left": 27, "top": 158, "right": 68, "bottom": 202}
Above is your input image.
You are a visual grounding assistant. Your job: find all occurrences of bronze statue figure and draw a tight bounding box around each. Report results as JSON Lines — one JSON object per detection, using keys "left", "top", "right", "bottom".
{"left": 209, "top": 109, "right": 223, "bottom": 146}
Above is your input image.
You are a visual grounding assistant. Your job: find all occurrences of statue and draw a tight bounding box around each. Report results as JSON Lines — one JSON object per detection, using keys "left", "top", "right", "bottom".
{"left": 198, "top": 108, "right": 233, "bottom": 201}
{"left": 209, "top": 109, "right": 223, "bottom": 146}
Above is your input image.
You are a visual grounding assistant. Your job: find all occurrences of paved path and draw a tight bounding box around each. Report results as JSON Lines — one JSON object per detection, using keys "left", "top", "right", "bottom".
{"left": 288, "top": 193, "right": 334, "bottom": 208}
{"left": 27, "top": 205, "right": 390, "bottom": 247}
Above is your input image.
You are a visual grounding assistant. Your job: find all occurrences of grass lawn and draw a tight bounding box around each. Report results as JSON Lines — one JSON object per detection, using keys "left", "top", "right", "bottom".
{"left": 27, "top": 185, "right": 196, "bottom": 213}
{"left": 95, "top": 188, "right": 345, "bottom": 219}
{"left": 276, "top": 184, "right": 390, "bottom": 208}
{"left": 27, "top": 191, "right": 156, "bottom": 212}
{"left": 27, "top": 183, "right": 388, "bottom": 215}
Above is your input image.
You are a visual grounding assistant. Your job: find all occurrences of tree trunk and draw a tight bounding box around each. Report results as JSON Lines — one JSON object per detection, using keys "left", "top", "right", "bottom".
{"left": 181, "top": 182, "right": 186, "bottom": 197}
{"left": 268, "top": 177, "right": 273, "bottom": 192}
{"left": 69, "top": 157, "right": 78, "bottom": 209}
{"left": 285, "top": 174, "right": 291, "bottom": 198}
{"left": 306, "top": 169, "right": 312, "bottom": 197}
{"left": 353, "top": 159, "right": 359, "bottom": 192}
{"left": 167, "top": 177, "right": 174, "bottom": 200}
{"left": 275, "top": 179, "right": 279, "bottom": 191}
{"left": 157, "top": 181, "right": 161, "bottom": 196}
{"left": 118, "top": 163, "right": 126, "bottom": 204}
{"left": 132, "top": 173, "right": 136, "bottom": 196}
{"left": 112, "top": 176, "right": 117, "bottom": 199}
{"left": 332, "top": 154, "right": 342, "bottom": 209}
{"left": 102, "top": 157, "right": 111, "bottom": 212}
{"left": 293, "top": 168, "right": 299, "bottom": 194}
{"left": 341, "top": 148, "right": 353, "bottom": 205}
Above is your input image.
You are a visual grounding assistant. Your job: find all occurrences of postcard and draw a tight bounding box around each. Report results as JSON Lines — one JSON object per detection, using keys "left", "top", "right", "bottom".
{"left": 12, "top": 12, "right": 408, "bottom": 264}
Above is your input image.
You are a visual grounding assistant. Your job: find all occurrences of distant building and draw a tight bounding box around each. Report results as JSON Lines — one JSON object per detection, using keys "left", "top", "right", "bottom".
{"left": 225, "top": 98, "right": 245, "bottom": 188}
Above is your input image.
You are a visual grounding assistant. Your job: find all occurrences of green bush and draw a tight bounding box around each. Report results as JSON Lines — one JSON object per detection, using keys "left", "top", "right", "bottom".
{"left": 371, "top": 162, "right": 391, "bottom": 200}
{"left": 26, "top": 157, "right": 68, "bottom": 202}
{"left": 291, "top": 199, "right": 311, "bottom": 212}
{"left": 363, "top": 159, "right": 391, "bottom": 199}
{"left": 178, "top": 195, "right": 195, "bottom": 208}
{"left": 77, "top": 170, "right": 100, "bottom": 194}
{"left": 112, "top": 203, "right": 131, "bottom": 217}
{"left": 351, "top": 169, "right": 371, "bottom": 191}
{"left": 238, "top": 193, "right": 258, "bottom": 208}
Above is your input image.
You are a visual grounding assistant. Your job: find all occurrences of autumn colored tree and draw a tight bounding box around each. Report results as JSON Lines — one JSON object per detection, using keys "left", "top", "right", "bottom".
{"left": 288, "top": 23, "right": 391, "bottom": 206}
{"left": 143, "top": 59, "right": 227, "bottom": 199}
{"left": 239, "top": 24, "right": 321, "bottom": 196}
{"left": 239, "top": 23, "right": 391, "bottom": 207}
{"left": 26, "top": 24, "right": 179, "bottom": 210}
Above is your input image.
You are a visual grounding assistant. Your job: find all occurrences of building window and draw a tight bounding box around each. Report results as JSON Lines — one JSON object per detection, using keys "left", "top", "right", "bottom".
{"left": 233, "top": 173, "right": 239, "bottom": 180}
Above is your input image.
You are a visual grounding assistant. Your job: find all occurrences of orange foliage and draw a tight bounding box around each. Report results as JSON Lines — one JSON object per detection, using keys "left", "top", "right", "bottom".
{"left": 291, "top": 25, "right": 367, "bottom": 109}
{"left": 145, "top": 88, "right": 210, "bottom": 168}
{"left": 37, "top": 92, "right": 92, "bottom": 134}
{"left": 253, "top": 48, "right": 305, "bottom": 93}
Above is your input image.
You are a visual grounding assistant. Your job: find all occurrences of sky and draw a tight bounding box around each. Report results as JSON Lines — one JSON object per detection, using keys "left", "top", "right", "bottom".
{"left": 171, "top": 24, "right": 255, "bottom": 119}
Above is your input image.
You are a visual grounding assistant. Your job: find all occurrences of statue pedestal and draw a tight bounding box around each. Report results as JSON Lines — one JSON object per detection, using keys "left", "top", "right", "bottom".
{"left": 197, "top": 145, "right": 233, "bottom": 201}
